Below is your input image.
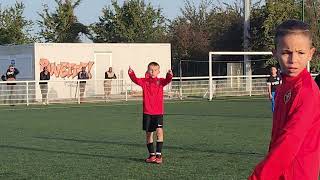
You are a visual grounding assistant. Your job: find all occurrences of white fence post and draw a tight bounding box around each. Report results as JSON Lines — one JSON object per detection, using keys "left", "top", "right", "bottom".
{"left": 47, "top": 81, "right": 49, "bottom": 105}
{"left": 209, "top": 53, "right": 213, "bottom": 101}
{"left": 179, "top": 86, "right": 182, "bottom": 100}
{"left": 77, "top": 81, "right": 80, "bottom": 104}
{"left": 125, "top": 80, "right": 128, "bottom": 102}
{"left": 26, "top": 82, "right": 29, "bottom": 106}
{"left": 249, "top": 77, "right": 252, "bottom": 97}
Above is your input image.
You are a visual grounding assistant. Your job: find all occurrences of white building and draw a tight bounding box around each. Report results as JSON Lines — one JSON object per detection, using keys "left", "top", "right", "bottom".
{"left": 0, "top": 43, "right": 171, "bottom": 103}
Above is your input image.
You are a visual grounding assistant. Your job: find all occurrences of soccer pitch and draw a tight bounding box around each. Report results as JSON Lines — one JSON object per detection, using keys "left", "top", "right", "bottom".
{"left": 0, "top": 98, "right": 272, "bottom": 179}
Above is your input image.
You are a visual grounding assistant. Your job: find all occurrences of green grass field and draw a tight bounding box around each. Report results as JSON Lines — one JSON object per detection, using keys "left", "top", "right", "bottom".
{"left": 0, "top": 98, "right": 272, "bottom": 180}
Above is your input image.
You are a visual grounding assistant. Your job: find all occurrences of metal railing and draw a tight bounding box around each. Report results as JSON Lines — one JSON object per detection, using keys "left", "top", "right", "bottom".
{"left": 0, "top": 74, "right": 316, "bottom": 106}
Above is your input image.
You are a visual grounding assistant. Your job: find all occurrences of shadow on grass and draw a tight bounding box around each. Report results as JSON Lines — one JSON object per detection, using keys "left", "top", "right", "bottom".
{"left": 33, "top": 136, "right": 265, "bottom": 157}
{"left": 0, "top": 172, "right": 28, "bottom": 180}
{"left": 114, "top": 112, "right": 271, "bottom": 119}
{"left": 0, "top": 144, "right": 143, "bottom": 163}
{"left": 166, "top": 113, "right": 271, "bottom": 119}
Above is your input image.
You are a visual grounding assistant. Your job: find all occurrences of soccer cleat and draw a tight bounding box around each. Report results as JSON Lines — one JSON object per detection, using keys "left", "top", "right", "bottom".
{"left": 145, "top": 155, "right": 156, "bottom": 163}
{"left": 155, "top": 155, "right": 163, "bottom": 164}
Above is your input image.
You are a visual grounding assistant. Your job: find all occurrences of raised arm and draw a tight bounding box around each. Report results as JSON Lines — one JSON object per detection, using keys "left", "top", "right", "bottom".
{"left": 128, "top": 66, "right": 144, "bottom": 86}
{"left": 14, "top": 68, "right": 19, "bottom": 75}
{"left": 161, "top": 69, "right": 173, "bottom": 86}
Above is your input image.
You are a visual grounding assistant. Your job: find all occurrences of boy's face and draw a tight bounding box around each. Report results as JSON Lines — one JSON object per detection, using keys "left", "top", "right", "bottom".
{"left": 273, "top": 34, "right": 315, "bottom": 77}
{"left": 271, "top": 67, "right": 277, "bottom": 76}
{"left": 148, "top": 65, "right": 160, "bottom": 78}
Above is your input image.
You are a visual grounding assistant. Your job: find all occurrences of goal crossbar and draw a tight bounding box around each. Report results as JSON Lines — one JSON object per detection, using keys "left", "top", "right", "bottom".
{"left": 208, "top": 51, "right": 311, "bottom": 101}
{"left": 208, "top": 51, "right": 272, "bottom": 101}
{"left": 209, "top": 52, "right": 272, "bottom": 56}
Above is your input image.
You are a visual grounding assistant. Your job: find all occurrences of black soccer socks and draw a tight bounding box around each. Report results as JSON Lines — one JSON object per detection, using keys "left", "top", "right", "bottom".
{"left": 156, "top": 141, "right": 163, "bottom": 156}
{"left": 147, "top": 142, "right": 155, "bottom": 155}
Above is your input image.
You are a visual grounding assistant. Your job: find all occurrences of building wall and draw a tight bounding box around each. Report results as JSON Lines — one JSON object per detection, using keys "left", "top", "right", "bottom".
{"left": 34, "top": 43, "right": 171, "bottom": 81}
{"left": 0, "top": 44, "right": 35, "bottom": 80}
{"left": 34, "top": 43, "right": 171, "bottom": 100}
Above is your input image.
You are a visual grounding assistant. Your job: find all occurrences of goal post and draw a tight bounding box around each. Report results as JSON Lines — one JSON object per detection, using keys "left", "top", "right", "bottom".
{"left": 209, "top": 52, "right": 272, "bottom": 101}
{"left": 208, "top": 51, "right": 312, "bottom": 101}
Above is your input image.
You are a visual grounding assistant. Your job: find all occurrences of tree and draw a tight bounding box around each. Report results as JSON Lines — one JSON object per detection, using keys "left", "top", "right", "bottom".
{"left": 0, "top": 2, "right": 34, "bottom": 45}
{"left": 89, "top": 0, "right": 167, "bottom": 43}
{"left": 304, "top": 0, "right": 320, "bottom": 71}
{"left": 208, "top": 2, "right": 243, "bottom": 51}
{"left": 168, "top": 0, "right": 211, "bottom": 76}
{"left": 38, "top": 0, "right": 88, "bottom": 43}
{"left": 250, "top": 0, "right": 320, "bottom": 71}
{"left": 260, "top": 0, "right": 301, "bottom": 50}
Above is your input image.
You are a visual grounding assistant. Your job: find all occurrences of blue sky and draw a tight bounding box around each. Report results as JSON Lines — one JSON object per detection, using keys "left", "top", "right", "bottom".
{"left": 1, "top": 0, "right": 242, "bottom": 41}
{"left": 0, "top": 0, "right": 265, "bottom": 26}
{"left": 1, "top": 0, "right": 209, "bottom": 25}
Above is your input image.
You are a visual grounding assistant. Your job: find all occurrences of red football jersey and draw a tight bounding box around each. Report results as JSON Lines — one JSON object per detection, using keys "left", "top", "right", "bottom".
{"left": 129, "top": 71, "right": 173, "bottom": 115}
{"left": 249, "top": 69, "right": 320, "bottom": 180}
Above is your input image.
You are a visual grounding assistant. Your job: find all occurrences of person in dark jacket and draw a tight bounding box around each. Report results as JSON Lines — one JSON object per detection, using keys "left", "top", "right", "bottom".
{"left": 315, "top": 73, "right": 320, "bottom": 89}
{"left": 40, "top": 67, "right": 50, "bottom": 104}
{"left": 77, "top": 66, "right": 89, "bottom": 102}
{"left": 104, "top": 67, "right": 117, "bottom": 100}
{"left": 4, "top": 65, "right": 19, "bottom": 106}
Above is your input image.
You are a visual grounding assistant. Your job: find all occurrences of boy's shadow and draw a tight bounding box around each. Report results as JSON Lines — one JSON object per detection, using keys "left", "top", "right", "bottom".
{"left": 33, "top": 136, "right": 264, "bottom": 157}
{"left": 0, "top": 144, "right": 143, "bottom": 164}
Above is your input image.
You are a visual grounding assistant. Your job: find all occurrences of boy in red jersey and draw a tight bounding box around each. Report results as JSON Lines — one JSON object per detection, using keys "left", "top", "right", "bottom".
{"left": 128, "top": 62, "right": 173, "bottom": 164}
{"left": 249, "top": 20, "right": 320, "bottom": 180}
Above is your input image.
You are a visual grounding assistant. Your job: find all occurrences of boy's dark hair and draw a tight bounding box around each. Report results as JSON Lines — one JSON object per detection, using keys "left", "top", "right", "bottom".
{"left": 270, "top": 65, "right": 277, "bottom": 70}
{"left": 148, "top": 62, "right": 160, "bottom": 67}
{"left": 275, "top": 19, "right": 312, "bottom": 46}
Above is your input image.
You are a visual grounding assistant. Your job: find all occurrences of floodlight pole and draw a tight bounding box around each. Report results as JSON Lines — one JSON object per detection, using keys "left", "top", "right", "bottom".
{"left": 244, "top": 0, "right": 252, "bottom": 91}
{"left": 179, "top": 60, "right": 183, "bottom": 99}
{"left": 244, "top": 0, "right": 250, "bottom": 52}
{"left": 302, "top": 0, "right": 305, "bottom": 22}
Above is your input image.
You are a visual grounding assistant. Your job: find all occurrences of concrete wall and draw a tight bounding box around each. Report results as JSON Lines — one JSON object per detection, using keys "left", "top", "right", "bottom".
{"left": 34, "top": 43, "right": 171, "bottom": 81}
{"left": 33, "top": 43, "right": 171, "bottom": 100}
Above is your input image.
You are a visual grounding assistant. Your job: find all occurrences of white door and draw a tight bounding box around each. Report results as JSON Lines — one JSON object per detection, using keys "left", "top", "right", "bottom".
{"left": 94, "top": 53, "right": 112, "bottom": 95}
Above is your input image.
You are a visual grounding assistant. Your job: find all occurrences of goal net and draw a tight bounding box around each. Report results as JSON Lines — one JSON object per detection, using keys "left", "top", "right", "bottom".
{"left": 168, "top": 52, "right": 276, "bottom": 100}
{"left": 208, "top": 51, "right": 274, "bottom": 100}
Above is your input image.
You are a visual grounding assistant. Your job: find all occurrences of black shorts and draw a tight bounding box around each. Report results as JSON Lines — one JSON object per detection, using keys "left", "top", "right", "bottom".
{"left": 143, "top": 114, "right": 163, "bottom": 132}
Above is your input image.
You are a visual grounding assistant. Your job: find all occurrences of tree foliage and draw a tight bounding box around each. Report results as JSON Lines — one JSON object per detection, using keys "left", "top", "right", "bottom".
{"left": 38, "top": 0, "right": 88, "bottom": 43}
{"left": 2, "top": 0, "right": 320, "bottom": 73}
{"left": 0, "top": 2, "right": 34, "bottom": 45}
{"left": 169, "top": 0, "right": 211, "bottom": 60}
{"left": 89, "top": 0, "right": 166, "bottom": 43}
